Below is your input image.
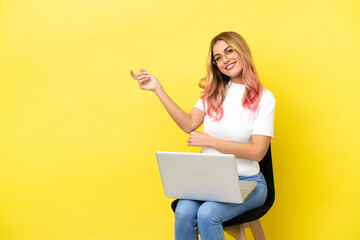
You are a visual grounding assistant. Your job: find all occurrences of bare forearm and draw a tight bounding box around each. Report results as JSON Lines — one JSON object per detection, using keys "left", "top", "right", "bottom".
{"left": 207, "top": 138, "right": 257, "bottom": 161}
{"left": 154, "top": 85, "right": 193, "bottom": 133}
{"left": 206, "top": 135, "right": 270, "bottom": 162}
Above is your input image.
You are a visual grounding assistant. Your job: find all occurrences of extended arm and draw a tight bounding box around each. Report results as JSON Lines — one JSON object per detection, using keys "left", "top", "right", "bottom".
{"left": 154, "top": 85, "right": 205, "bottom": 133}
{"left": 130, "top": 69, "right": 205, "bottom": 133}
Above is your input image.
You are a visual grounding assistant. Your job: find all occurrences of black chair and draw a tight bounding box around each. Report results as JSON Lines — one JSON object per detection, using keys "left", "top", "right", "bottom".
{"left": 171, "top": 146, "right": 275, "bottom": 240}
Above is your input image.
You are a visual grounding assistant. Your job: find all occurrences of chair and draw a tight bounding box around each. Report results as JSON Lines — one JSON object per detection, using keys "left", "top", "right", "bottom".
{"left": 171, "top": 146, "right": 275, "bottom": 240}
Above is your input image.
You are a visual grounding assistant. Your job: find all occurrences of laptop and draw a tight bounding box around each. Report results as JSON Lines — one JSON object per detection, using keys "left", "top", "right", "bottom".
{"left": 155, "top": 151, "right": 257, "bottom": 204}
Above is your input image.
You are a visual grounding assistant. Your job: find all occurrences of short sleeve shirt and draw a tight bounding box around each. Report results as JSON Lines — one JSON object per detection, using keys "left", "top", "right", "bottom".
{"left": 194, "top": 82, "right": 275, "bottom": 176}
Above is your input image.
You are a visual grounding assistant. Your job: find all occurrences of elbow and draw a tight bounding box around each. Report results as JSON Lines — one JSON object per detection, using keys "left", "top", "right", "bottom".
{"left": 253, "top": 150, "right": 266, "bottom": 162}
{"left": 183, "top": 127, "right": 194, "bottom": 134}
{"left": 254, "top": 155, "right": 263, "bottom": 162}
{"left": 182, "top": 122, "right": 196, "bottom": 134}
{"left": 183, "top": 129, "right": 191, "bottom": 134}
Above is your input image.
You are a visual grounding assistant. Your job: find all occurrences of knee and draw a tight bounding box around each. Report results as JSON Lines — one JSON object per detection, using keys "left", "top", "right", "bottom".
{"left": 197, "top": 205, "right": 221, "bottom": 226}
{"left": 175, "top": 201, "right": 198, "bottom": 224}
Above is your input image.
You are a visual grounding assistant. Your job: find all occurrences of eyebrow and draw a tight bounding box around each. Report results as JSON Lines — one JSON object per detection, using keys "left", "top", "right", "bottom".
{"left": 214, "top": 46, "right": 232, "bottom": 57}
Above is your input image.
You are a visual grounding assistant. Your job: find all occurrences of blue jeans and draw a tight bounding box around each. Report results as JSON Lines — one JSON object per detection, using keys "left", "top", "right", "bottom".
{"left": 174, "top": 172, "right": 267, "bottom": 240}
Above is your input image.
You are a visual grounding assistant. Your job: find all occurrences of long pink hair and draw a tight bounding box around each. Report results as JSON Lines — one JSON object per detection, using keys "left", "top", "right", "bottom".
{"left": 199, "top": 32, "right": 263, "bottom": 120}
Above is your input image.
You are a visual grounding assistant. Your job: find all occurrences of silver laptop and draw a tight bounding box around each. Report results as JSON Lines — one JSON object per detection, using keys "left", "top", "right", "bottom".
{"left": 155, "top": 151, "right": 257, "bottom": 204}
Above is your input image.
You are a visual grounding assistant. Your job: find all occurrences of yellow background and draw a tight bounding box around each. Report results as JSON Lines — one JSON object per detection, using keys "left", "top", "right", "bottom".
{"left": 1, "top": 0, "right": 359, "bottom": 239}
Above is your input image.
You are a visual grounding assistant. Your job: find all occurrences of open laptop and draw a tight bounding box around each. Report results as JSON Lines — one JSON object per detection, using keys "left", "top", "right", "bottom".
{"left": 155, "top": 151, "right": 257, "bottom": 204}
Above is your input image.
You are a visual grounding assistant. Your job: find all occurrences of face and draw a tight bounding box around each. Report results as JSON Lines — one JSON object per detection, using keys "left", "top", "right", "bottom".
{"left": 212, "top": 40, "right": 244, "bottom": 79}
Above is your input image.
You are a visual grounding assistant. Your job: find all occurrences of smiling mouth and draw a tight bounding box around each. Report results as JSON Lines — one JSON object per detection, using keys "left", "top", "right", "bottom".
{"left": 225, "top": 62, "right": 236, "bottom": 70}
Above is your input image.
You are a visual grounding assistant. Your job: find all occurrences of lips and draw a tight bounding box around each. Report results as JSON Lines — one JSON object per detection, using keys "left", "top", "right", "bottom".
{"left": 225, "top": 62, "right": 236, "bottom": 70}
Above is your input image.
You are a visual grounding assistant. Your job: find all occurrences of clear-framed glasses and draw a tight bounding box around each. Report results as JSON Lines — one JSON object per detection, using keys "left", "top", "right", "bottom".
{"left": 213, "top": 47, "right": 236, "bottom": 65}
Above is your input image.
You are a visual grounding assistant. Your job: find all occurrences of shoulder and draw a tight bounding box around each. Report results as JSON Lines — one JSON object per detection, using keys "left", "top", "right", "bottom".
{"left": 260, "top": 88, "right": 276, "bottom": 104}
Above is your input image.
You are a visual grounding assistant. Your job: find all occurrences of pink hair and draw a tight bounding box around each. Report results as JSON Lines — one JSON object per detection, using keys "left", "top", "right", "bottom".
{"left": 199, "top": 32, "right": 263, "bottom": 120}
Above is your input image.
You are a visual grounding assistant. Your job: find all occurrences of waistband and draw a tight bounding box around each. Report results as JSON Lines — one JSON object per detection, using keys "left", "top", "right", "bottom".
{"left": 238, "top": 172, "right": 267, "bottom": 185}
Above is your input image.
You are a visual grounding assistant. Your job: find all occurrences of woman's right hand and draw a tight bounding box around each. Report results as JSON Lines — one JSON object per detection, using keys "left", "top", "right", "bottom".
{"left": 130, "top": 69, "right": 161, "bottom": 93}
{"left": 130, "top": 68, "right": 205, "bottom": 133}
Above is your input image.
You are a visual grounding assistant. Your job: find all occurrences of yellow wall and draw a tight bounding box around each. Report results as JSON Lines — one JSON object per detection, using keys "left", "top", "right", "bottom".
{"left": 1, "top": 0, "right": 359, "bottom": 239}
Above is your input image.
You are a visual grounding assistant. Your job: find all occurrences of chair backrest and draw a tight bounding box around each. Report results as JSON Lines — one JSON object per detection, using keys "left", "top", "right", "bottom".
{"left": 259, "top": 146, "right": 275, "bottom": 208}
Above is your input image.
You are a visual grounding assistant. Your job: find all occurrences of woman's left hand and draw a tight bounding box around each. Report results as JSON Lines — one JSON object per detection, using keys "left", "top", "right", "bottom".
{"left": 187, "top": 131, "right": 210, "bottom": 147}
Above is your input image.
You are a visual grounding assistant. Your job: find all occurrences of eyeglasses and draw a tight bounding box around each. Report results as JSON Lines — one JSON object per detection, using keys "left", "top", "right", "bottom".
{"left": 213, "top": 47, "right": 236, "bottom": 65}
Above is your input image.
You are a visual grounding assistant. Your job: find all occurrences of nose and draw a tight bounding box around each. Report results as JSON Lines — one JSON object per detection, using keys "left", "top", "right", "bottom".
{"left": 222, "top": 55, "right": 230, "bottom": 64}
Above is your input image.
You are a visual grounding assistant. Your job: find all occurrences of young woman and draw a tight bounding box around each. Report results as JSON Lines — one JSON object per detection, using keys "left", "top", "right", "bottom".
{"left": 130, "top": 31, "right": 275, "bottom": 240}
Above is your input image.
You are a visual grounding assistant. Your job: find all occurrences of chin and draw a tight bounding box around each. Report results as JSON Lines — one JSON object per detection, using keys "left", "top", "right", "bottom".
{"left": 224, "top": 70, "right": 242, "bottom": 78}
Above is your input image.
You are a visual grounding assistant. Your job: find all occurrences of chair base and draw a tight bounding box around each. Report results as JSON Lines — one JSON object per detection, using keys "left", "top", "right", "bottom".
{"left": 224, "top": 219, "right": 265, "bottom": 240}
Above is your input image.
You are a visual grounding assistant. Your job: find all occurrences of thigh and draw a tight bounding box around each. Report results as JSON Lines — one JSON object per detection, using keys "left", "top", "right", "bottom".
{"left": 198, "top": 181, "right": 267, "bottom": 223}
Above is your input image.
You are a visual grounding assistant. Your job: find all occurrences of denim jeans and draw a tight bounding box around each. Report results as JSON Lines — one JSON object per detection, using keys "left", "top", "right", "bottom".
{"left": 174, "top": 172, "right": 267, "bottom": 240}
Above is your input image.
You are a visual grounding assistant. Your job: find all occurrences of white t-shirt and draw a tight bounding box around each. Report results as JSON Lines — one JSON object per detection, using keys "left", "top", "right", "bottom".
{"left": 194, "top": 82, "right": 276, "bottom": 176}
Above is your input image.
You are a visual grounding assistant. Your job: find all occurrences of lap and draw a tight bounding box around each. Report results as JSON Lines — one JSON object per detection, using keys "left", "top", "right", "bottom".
{"left": 175, "top": 172, "right": 267, "bottom": 223}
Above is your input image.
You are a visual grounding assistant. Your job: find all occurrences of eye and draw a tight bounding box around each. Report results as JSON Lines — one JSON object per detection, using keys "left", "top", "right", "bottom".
{"left": 215, "top": 56, "right": 222, "bottom": 62}
{"left": 226, "top": 48, "right": 234, "bottom": 55}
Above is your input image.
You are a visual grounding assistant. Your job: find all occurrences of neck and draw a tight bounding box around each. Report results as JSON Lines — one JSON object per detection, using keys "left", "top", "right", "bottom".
{"left": 230, "top": 76, "right": 243, "bottom": 84}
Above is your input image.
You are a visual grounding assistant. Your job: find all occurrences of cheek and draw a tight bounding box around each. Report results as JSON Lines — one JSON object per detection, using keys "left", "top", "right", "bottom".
{"left": 240, "top": 60, "right": 245, "bottom": 69}
{"left": 218, "top": 66, "right": 227, "bottom": 75}
{"left": 236, "top": 56, "right": 245, "bottom": 68}
{"left": 217, "top": 64, "right": 232, "bottom": 75}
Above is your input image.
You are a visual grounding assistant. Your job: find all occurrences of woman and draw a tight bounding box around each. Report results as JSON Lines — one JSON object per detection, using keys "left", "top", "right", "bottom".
{"left": 130, "top": 31, "right": 275, "bottom": 240}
